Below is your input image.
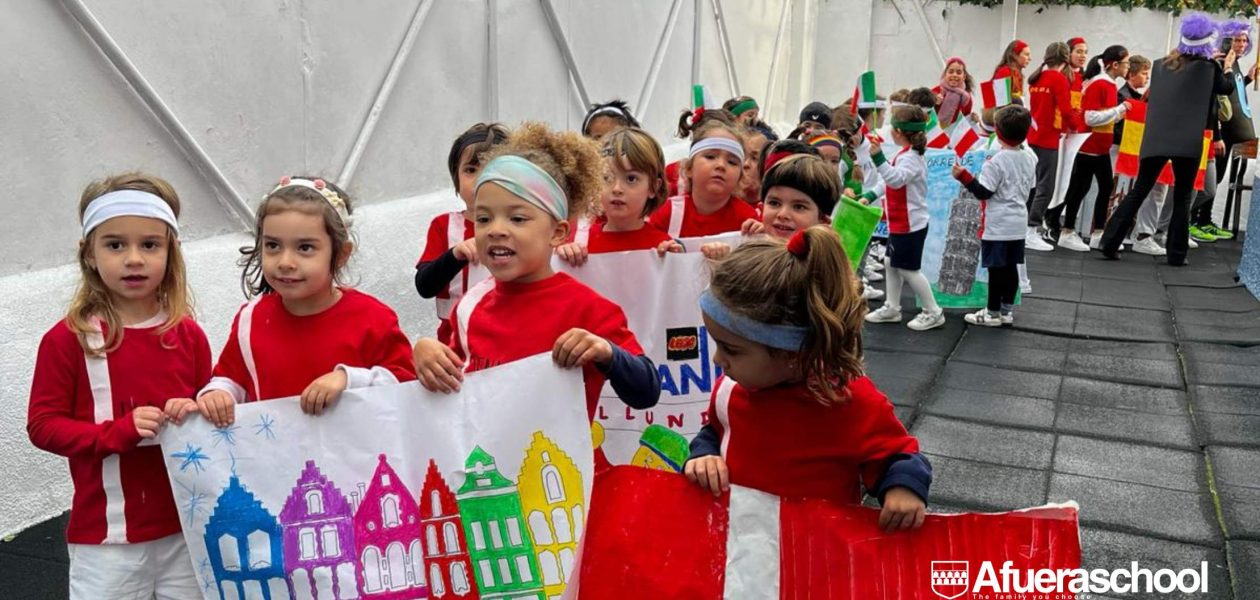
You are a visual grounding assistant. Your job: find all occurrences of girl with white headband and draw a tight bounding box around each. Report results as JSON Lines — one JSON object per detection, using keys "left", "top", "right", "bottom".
{"left": 28, "top": 172, "right": 206, "bottom": 598}
{"left": 684, "top": 226, "right": 931, "bottom": 531}
{"left": 649, "top": 118, "right": 759, "bottom": 238}
{"left": 191, "top": 175, "right": 416, "bottom": 427}
{"left": 412, "top": 122, "right": 660, "bottom": 470}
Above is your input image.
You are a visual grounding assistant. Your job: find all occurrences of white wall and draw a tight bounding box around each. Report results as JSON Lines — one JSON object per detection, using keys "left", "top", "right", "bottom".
{"left": 0, "top": 0, "right": 1238, "bottom": 536}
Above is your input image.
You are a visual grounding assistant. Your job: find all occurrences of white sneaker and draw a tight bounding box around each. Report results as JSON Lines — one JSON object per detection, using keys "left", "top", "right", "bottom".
{"left": 1001, "top": 312, "right": 1014, "bottom": 326}
{"left": 862, "top": 286, "right": 885, "bottom": 300}
{"left": 1089, "top": 235, "right": 1103, "bottom": 250}
{"left": 1153, "top": 233, "right": 1166, "bottom": 247}
{"left": 865, "top": 269, "right": 884, "bottom": 282}
{"left": 1026, "top": 227, "right": 1054, "bottom": 252}
{"left": 1020, "top": 281, "right": 1033, "bottom": 294}
{"left": 865, "top": 304, "right": 902, "bottom": 323}
{"left": 908, "top": 310, "right": 946, "bottom": 331}
{"left": 1132, "top": 237, "right": 1167, "bottom": 256}
{"left": 964, "top": 309, "right": 1004, "bottom": 327}
{"left": 865, "top": 255, "right": 884, "bottom": 271}
{"left": 1188, "top": 237, "right": 1199, "bottom": 249}
{"left": 1058, "top": 230, "right": 1090, "bottom": 252}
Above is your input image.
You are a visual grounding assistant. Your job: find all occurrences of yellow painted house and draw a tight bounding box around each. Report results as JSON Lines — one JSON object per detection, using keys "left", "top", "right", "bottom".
{"left": 516, "top": 431, "right": 585, "bottom": 600}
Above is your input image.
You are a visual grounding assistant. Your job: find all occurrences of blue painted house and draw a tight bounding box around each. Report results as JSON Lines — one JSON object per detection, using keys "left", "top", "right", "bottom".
{"left": 204, "top": 475, "right": 292, "bottom": 600}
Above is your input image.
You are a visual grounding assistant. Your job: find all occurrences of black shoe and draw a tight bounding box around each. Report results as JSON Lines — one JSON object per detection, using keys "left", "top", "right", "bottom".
{"left": 1101, "top": 250, "right": 1120, "bottom": 261}
{"left": 1167, "top": 258, "right": 1189, "bottom": 267}
{"left": 1038, "top": 226, "right": 1058, "bottom": 246}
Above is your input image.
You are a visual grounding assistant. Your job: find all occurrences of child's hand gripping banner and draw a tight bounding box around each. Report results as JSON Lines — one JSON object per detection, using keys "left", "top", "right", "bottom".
{"left": 571, "top": 467, "right": 1083, "bottom": 599}
{"left": 161, "top": 354, "right": 593, "bottom": 600}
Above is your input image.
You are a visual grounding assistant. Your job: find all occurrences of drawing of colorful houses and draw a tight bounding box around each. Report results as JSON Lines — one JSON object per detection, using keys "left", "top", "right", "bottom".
{"left": 516, "top": 432, "right": 584, "bottom": 600}
{"left": 354, "top": 454, "right": 427, "bottom": 599}
{"left": 455, "top": 447, "right": 544, "bottom": 600}
{"left": 419, "top": 459, "right": 478, "bottom": 598}
{"left": 630, "top": 424, "right": 689, "bottom": 474}
{"left": 280, "top": 460, "right": 361, "bottom": 599}
{"left": 204, "top": 475, "right": 291, "bottom": 600}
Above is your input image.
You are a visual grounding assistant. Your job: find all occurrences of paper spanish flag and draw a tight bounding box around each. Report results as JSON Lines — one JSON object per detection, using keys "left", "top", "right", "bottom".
{"left": 1116, "top": 100, "right": 1174, "bottom": 185}
{"left": 1194, "top": 129, "right": 1212, "bottom": 191}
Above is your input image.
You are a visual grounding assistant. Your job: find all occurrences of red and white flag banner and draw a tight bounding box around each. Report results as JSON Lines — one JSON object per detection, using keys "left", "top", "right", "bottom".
{"left": 573, "top": 467, "right": 1082, "bottom": 599}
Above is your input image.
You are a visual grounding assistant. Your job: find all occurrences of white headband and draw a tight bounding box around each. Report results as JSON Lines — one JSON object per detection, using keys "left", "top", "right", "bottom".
{"left": 1181, "top": 33, "right": 1217, "bottom": 47}
{"left": 267, "top": 177, "right": 352, "bottom": 227}
{"left": 82, "top": 190, "right": 179, "bottom": 237}
{"left": 689, "top": 137, "right": 746, "bottom": 161}
{"left": 582, "top": 106, "right": 629, "bottom": 132}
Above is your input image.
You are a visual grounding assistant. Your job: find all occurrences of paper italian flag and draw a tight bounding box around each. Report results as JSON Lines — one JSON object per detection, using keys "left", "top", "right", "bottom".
{"left": 948, "top": 119, "right": 982, "bottom": 157}
{"left": 851, "top": 71, "right": 878, "bottom": 115}
{"left": 692, "top": 84, "right": 716, "bottom": 119}
{"left": 926, "top": 109, "right": 950, "bottom": 148}
{"left": 980, "top": 78, "right": 1014, "bottom": 110}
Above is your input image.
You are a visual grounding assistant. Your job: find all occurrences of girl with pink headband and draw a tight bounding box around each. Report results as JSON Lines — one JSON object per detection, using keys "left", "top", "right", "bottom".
{"left": 994, "top": 40, "right": 1033, "bottom": 100}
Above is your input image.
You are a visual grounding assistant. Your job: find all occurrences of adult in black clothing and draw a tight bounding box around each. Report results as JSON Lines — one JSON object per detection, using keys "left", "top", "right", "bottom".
{"left": 1100, "top": 13, "right": 1235, "bottom": 266}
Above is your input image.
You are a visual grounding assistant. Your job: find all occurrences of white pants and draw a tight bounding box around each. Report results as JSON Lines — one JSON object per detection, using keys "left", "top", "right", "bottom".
{"left": 69, "top": 533, "right": 200, "bottom": 600}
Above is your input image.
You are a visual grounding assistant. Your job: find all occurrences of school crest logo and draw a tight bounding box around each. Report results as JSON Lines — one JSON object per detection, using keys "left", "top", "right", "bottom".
{"left": 930, "top": 561, "right": 970, "bottom": 599}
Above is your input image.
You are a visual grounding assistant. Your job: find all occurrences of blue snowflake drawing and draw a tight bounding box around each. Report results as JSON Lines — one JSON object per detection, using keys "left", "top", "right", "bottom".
{"left": 254, "top": 413, "right": 276, "bottom": 440}
{"left": 198, "top": 557, "right": 215, "bottom": 592}
{"left": 210, "top": 424, "right": 240, "bottom": 447}
{"left": 171, "top": 443, "right": 210, "bottom": 473}
{"left": 175, "top": 479, "right": 209, "bottom": 525}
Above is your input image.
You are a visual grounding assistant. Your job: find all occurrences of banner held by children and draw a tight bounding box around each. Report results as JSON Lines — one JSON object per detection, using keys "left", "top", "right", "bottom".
{"left": 572, "top": 467, "right": 1082, "bottom": 599}
{"left": 160, "top": 354, "right": 593, "bottom": 600}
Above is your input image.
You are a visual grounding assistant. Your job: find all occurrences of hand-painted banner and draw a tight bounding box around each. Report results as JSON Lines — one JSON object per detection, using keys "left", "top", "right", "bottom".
{"left": 555, "top": 234, "right": 742, "bottom": 475}
{"left": 161, "top": 354, "right": 593, "bottom": 600}
{"left": 571, "top": 467, "right": 1082, "bottom": 599}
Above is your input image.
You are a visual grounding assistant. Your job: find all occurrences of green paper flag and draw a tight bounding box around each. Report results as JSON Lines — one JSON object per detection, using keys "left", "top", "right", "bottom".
{"left": 831, "top": 197, "right": 883, "bottom": 270}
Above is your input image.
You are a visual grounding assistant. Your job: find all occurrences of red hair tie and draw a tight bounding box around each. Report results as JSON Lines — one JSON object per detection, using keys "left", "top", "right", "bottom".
{"left": 762, "top": 150, "right": 795, "bottom": 174}
{"left": 1013, "top": 40, "right": 1028, "bottom": 54}
{"left": 1067, "top": 37, "right": 1086, "bottom": 49}
{"left": 786, "top": 229, "right": 808, "bottom": 258}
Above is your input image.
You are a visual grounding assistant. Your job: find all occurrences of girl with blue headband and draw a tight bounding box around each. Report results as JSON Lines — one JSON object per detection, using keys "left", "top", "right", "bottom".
{"left": 684, "top": 226, "right": 931, "bottom": 532}
{"left": 412, "top": 122, "right": 660, "bottom": 468}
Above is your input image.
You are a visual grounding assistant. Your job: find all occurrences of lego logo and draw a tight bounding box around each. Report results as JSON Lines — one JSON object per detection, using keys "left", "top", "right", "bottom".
{"left": 668, "top": 336, "right": 698, "bottom": 352}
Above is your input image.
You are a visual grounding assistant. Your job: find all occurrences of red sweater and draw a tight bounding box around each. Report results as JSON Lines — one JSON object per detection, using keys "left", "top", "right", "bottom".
{"left": 1028, "top": 69, "right": 1082, "bottom": 149}
{"left": 665, "top": 161, "right": 683, "bottom": 198}
{"left": 1081, "top": 77, "right": 1121, "bottom": 155}
{"left": 28, "top": 316, "right": 211, "bottom": 544}
{"left": 705, "top": 376, "right": 921, "bottom": 504}
{"left": 209, "top": 289, "right": 416, "bottom": 402}
{"left": 1069, "top": 69, "right": 1088, "bottom": 132}
{"left": 450, "top": 272, "right": 643, "bottom": 418}
{"left": 648, "top": 194, "right": 757, "bottom": 238}
{"left": 587, "top": 221, "right": 674, "bottom": 254}
{"left": 418, "top": 211, "right": 474, "bottom": 342}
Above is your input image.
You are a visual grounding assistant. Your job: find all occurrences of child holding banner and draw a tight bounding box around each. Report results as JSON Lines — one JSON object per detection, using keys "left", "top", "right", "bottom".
{"left": 556, "top": 127, "right": 677, "bottom": 264}
{"left": 194, "top": 176, "right": 416, "bottom": 426}
{"left": 865, "top": 105, "right": 946, "bottom": 331}
{"left": 411, "top": 122, "right": 660, "bottom": 432}
{"left": 685, "top": 226, "right": 931, "bottom": 531}
{"left": 650, "top": 119, "right": 759, "bottom": 238}
{"left": 416, "top": 123, "right": 510, "bottom": 343}
{"left": 28, "top": 173, "right": 207, "bottom": 598}
{"left": 952, "top": 106, "right": 1037, "bottom": 326}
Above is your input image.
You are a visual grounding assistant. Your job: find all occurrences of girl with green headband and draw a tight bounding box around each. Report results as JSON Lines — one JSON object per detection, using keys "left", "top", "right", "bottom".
{"left": 864, "top": 105, "right": 946, "bottom": 332}
{"left": 412, "top": 123, "right": 661, "bottom": 469}
{"left": 723, "top": 95, "right": 761, "bottom": 126}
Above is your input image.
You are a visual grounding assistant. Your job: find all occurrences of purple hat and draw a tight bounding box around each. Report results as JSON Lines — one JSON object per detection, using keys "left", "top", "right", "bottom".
{"left": 1220, "top": 19, "right": 1253, "bottom": 56}
{"left": 1177, "top": 12, "right": 1219, "bottom": 59}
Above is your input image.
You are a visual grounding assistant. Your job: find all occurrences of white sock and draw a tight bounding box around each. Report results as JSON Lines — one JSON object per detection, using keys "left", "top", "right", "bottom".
{"left": 883, "top": 256, "right": 903, "bottom": 310}
{"left": 900, "top": 268, "right": 940, "bottom": 313}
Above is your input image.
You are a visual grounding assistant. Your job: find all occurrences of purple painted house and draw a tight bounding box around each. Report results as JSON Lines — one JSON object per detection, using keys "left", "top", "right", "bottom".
{"left": 280, "top": 460, "right": 361, "bottom": 599}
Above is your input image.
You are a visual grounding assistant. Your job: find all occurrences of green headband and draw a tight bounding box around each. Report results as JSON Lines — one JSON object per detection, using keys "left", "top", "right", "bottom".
{"left": 891, "top": 119, "right": 932, "bottom": 132}
{"left": 730, "top": 99, "right": 759, "bottom": 116}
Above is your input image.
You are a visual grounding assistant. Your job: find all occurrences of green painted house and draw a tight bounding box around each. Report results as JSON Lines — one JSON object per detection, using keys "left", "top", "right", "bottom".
{"left": 456, "top": 446, "right": 545, "bottom": 600}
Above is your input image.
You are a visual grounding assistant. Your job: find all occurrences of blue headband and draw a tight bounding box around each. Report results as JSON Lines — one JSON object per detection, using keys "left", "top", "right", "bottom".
{"left": 699, "top": 290, "right": 809, "bottom": 352}
{"left": 474, "top": 155, "right": 569, "bottom": 220}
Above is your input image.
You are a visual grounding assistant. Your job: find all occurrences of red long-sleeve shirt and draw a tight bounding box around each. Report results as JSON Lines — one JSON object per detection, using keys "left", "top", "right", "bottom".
{"left": 28, "top": 316, "right": 211, "bottom": 544}
{"left": 1028, "top": 69, "right": 1083, "bottom": 149}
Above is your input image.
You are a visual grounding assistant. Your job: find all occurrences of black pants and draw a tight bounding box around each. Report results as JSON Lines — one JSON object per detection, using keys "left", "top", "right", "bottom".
{"left": 1047, "top": 153, "right": 1112, "bottom": 232}
{"left": 987, "top": 265, "right": 1019, "bottom": 311}
{"left": 1027, "top": 145, "right": 1058, "bottom": 226}
{"left": 1101, "top": 155, "right": 1199, "bottom": 264}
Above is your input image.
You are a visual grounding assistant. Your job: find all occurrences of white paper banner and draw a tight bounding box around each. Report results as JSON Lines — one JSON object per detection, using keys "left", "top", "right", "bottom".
{"left": 161, "top": 354, "right": 592, "bottom": 600}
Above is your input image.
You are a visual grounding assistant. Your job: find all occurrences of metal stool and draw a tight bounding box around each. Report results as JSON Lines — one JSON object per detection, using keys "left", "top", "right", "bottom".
{"left": 1224, "top": 139, "right": 1257, "bottom": 236}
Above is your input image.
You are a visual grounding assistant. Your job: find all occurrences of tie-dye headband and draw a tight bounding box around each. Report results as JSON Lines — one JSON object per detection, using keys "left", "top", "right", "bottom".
{"left": 475, "top": 155, "right": 568, "bottom": 221}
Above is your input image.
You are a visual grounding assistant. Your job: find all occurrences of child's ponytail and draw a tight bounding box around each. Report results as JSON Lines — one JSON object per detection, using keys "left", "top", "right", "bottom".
{"left": 1084, "top": 45, "right": 1129, "bottom": 80}
{"left": 792, "top": 226, "right": 865, "bottom": 401}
